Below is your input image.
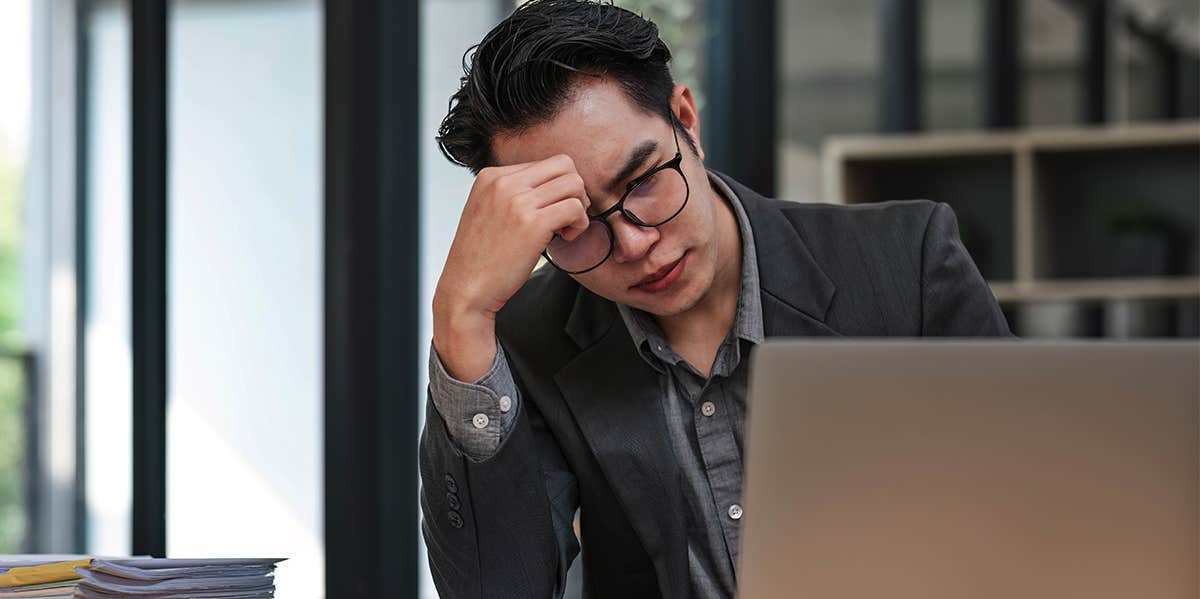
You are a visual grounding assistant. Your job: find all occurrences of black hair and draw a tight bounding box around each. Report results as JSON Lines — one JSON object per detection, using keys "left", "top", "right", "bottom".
{"left": 437, "top": 0, "right": 693, "bottom": 173}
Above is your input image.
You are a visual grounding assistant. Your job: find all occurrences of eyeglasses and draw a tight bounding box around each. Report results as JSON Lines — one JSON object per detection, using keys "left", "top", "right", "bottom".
{"left": 543, "top": 120, "right": 690, "bottom": 275}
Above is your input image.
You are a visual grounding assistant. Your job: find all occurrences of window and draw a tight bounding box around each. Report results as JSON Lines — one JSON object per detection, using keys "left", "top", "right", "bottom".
{"left": 165, "top": 1, "right": 324, "bottom": 596}
{"left": 83, "top": 0, "right": 133, "bottom": 557}
{"left": 0, "top": 0, "right": 32, "bottom": 554}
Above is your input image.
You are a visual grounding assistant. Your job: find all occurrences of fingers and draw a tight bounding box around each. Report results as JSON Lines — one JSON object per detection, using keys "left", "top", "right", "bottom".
{"left": 514, "top": 172, "right": 591, "bottom": 211}
{"left": 491, "top": 154, "right": 581, "bottom": 196}
{"left": 472, "top": 153, "right": 595, "bottom": 245}
{"left": 538, "top": 197, "right": 590, "bottom": 242}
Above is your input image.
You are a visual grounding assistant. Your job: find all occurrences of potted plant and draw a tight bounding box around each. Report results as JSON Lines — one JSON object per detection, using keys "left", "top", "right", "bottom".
{"left": 1096, "top": 205, "right": 1178, "bottom": 337}
{"left": 1097, "top": 205, "right": 1176, "bottom": 278}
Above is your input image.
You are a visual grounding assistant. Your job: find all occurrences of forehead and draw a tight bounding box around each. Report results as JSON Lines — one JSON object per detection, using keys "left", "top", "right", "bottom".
{"left": 491, "top": 78, "right": 663, "bottom": 175}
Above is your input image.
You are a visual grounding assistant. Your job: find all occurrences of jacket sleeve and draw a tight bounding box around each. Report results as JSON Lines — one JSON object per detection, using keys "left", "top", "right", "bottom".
{"left": 919, "top": 202, "right": 1014, "bottom": 337}
{"left": 420, "top": 351, "right": 581, "bottom": 599}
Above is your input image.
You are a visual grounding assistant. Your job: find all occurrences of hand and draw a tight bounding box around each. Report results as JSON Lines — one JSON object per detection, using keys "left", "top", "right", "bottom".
{"left": 433, "top": 154, "right": 592, "bottom": 381}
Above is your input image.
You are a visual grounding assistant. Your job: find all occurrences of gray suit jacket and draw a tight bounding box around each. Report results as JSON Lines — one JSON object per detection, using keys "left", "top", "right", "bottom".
{"left": 419, "top": 172, "right": 1012, "bottom": 599}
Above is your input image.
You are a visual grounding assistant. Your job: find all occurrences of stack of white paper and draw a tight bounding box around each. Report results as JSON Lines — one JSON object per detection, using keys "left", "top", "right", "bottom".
{"left": 74, "top": 558, "right": 284, "bottom": 599}
{"left": 0, "top": 581, "right": 78, "bottom": 598}
{"left": 0, "top": 557, "right": 285, "bottom": 599}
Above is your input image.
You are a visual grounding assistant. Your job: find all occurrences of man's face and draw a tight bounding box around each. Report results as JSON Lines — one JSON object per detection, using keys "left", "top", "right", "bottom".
{"left": 491, "top": 78, "right": 722, "bottom": 317}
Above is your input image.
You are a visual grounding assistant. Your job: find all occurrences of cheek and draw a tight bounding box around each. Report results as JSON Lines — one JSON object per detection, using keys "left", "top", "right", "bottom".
{"left": 669, "top": 193, "right": 715, "bottom": 243}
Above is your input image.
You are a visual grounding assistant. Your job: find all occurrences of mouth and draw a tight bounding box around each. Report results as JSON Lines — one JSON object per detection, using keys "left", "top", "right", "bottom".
{"left": 632, "top": 252, "right": 688, "bottom": 293}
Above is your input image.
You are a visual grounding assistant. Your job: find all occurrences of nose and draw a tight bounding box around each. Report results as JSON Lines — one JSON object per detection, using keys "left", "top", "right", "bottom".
{"left": 608, "top": 215, "right": 659, "bottom": 264}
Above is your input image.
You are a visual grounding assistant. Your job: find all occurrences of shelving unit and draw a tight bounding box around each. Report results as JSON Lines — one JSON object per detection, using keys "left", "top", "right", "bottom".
{"left": 823, "top": 122, "right": 1200, "bottom": 337}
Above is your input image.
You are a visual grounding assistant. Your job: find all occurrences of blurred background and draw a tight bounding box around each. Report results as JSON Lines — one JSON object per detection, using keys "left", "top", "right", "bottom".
{"left": 0, "top": 0, "right": 1196, "bottom": 597}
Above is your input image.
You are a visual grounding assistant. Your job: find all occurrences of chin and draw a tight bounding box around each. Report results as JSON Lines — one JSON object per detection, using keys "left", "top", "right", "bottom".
{"left": 630, "top": 297, "right": 685, "bottom": 318}
{"left": 628, "top": 273, "right": 708, "bottom": 317}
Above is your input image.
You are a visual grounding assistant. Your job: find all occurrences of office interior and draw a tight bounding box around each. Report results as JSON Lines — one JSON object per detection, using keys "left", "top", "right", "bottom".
{"left": 0, "top": 0, "right": 1196, "bottom": 596}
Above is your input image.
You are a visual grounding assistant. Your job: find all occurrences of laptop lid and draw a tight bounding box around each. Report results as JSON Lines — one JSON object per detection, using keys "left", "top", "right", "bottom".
{"left": 739, "top": 341, "right": 1199, "bottom": 599}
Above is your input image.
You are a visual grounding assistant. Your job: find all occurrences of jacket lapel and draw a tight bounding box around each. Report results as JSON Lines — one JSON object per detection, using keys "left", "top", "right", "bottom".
{"left": 556, "top": 291, "right": 690, "bottom": 599}
{"left": 715, "top": 172, "right": 842, "bottom": 338}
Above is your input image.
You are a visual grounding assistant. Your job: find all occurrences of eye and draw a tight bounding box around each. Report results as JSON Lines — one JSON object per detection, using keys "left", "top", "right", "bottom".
{"left": 629, "top": 173, "right": 659, "bottom": 198}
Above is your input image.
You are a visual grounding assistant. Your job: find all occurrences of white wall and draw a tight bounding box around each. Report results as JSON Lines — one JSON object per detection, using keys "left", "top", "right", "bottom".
{"left": 166, "top": 1, "right": 323, "bottom": 596}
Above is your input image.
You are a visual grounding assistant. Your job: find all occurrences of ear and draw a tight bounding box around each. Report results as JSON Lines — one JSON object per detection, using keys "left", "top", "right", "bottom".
{"left": 670, "top": 85, "right": 704, "bottom": 161}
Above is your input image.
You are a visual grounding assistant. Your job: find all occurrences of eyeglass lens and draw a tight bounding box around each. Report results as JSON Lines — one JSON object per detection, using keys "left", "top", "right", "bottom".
{"left": 545, "top": 165, "right": 687, "bottom": 274}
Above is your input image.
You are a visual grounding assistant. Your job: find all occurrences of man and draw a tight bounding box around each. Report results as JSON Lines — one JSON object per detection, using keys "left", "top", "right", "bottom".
{"left": 420, "top": 1, "right": 1011, "bottom": 598}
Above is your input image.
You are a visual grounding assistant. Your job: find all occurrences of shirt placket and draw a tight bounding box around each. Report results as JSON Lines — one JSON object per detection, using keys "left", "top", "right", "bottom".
{"left": 691, "top": 343, "right": 746, "bottom": 573}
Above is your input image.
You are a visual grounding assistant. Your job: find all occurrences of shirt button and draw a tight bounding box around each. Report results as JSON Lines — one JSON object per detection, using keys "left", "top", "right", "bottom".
{"left": 444, "top": 473, "right": 458, "bottom": 494}
{"left": 701, "top": 401, "right": 716, "bottom": 417}
{"left": 728, "top": 504, "right": 743, "bottom": 521}
{"left": 471, "top": 413, "right": 490, "bottom": 429}
{"left": 448, "top": 510, "right": 464, "bottom": 529}
{"left": 447, "top": 492, "right": 461, "bottom": 511}
{"left": 498, "top": 395, "right": 512, "bottom": 413}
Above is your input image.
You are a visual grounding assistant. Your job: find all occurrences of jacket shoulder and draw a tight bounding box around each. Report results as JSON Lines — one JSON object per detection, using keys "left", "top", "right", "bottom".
{"left": 775, "top": 198, "right": 944, "bottom": 266}
{"left": 772, "top": 198, "right": 943, "bottom": 336}
{"left": 717, "top": 170, "right": 938, "bottom": 237}
{"left": 774, "top": 198, "right": 939, "bottom": 237}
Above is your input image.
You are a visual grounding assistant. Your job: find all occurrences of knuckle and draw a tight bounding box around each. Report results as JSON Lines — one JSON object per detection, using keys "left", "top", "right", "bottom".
{"left": 554, "top": 153, "right": 575, "bottom": 170}
{"left": 493, "top": 174, "right": 517, "bottom": 197}
{"left": 512, "top": 204, "right": 536, "bottom": 229}
{"left": 516, "top": 210, "right": 540, "bottom": 230}
{"left": 476, "top": 166, "right": 500, "bottom": 185}
{"left": 509, "top": 188, "right": 533, "bottom": 209}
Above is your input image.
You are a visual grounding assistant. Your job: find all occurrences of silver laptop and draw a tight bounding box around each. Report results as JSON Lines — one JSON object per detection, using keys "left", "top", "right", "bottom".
{"left": 739, "top": 341, "right": 1199, "bottom": 599}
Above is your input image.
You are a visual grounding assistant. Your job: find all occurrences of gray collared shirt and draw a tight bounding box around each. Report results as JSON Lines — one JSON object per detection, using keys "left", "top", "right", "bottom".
{"left": 614, "top": 173, "right": 762, "bottom": 598}
{"left": 429, "top": 173, "right": 763, "bottom": 599}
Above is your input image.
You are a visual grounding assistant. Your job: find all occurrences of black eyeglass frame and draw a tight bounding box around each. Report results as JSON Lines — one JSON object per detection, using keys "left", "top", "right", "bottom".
{"left": 542, "top": 118, "right": 690, "bottom": 275}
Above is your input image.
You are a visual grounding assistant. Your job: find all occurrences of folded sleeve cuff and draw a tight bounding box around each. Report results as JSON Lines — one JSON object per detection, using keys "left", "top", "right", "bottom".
{"left": 428, "top": 340, "right": 522, "bottom": 462}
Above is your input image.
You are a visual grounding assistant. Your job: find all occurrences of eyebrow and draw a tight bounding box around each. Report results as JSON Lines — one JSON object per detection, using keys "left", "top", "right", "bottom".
{"left": 605, "top": 140, "right": 659, "bottom": 195}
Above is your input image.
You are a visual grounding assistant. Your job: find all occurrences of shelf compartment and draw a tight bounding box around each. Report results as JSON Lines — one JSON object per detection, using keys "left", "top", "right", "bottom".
{"left": 838, "top": 154, "right": 1015, "bottom": 281}
{"left": 1032, "top": 143, "right": 1200, "bottom": 280}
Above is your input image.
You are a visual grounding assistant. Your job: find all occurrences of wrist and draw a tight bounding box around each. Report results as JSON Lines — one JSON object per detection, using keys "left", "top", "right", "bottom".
{"left": 433, "top": 289, "right": 495, "bottom": 333}
{"left": 432, "top": 293, "right": 497, "bottom": 381}
{"left": 435, "top": 310, "right": 495, "bottom": 348}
